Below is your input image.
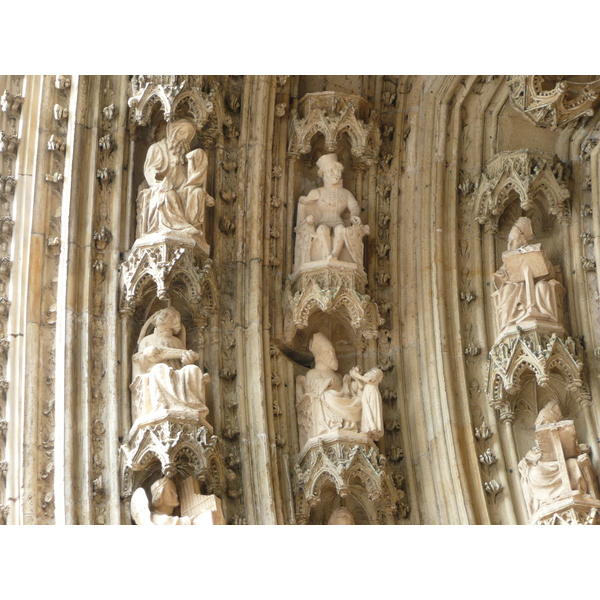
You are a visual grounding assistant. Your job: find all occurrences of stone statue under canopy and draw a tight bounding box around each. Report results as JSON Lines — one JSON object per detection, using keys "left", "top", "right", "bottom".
{"left": 492, "top": 217, "right": 565, "bottom": 338}
{"left": 135, "top": 118, "right": 214, "bottom": 254}
{"left": 296, "top": 332, "right": 383, "bottom": 449}
{"left": 293, "top": 153, "right": 369, "bottom": 274}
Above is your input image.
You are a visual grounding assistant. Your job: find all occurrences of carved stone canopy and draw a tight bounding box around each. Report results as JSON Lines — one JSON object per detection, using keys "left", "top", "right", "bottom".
{"left": 288, "top": 92, "right": 381, "bottom": 167}
{"left": 287, "top": 262, "right": 383, "bottom": 340}
{"left": 507, "top": 76, "right": 600, "bottom": 130}
{"left": 473, "top": 150, "right": 570, "bottom": 231}
{"left": 119, "top": 240, "right": 216, "bottom": 318}
{"left": 294, "top": 433, "right": 406, "bottom": 525}
{"left": 120, "top": 421, "right": 227, "bottom": 501}
{"left": 487, "top": 330, "right": 586, "bottom": 418}
{"left": 128, "top": 75, "right": 214, "bottom": 130}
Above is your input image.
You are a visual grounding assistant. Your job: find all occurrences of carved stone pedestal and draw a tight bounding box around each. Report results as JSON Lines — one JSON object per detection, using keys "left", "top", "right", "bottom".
{"left": 532, "top": 495, "right": 600, "bottom": 525}
{"left": 294, "top": 432, "right": 406, "bottom": 524}
{"left": 120, "top": 421, "right": 227, "bottom": 501}
{"left": 487, "top": 329, "right": 585, "bottom": 413}
{"left": 287, "top": 262, "right": 382, "bottom": 340}
{"left": 120, "top": 238, "right": 215, "bottom": 313}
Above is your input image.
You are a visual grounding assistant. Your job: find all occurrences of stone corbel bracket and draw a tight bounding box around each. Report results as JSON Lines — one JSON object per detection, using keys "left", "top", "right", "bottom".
{"left": 287, "top": 265, "right": 384, "bottom": 340}
{"left": 473, "top": 149, "right": 571, "bottom": 231}
{"left": 288, "top": 92, "right": 381, "bottom": 167}
{"left": 506, "top": 76, "right": 600, "bottom": 130}
{"left": 128, "top": 75, "right": 214, "bottom": 130}
{"left": 120, "top": 421, "right": 227, "bottom": 499}
{"left": 119, "top": 241, "right": 216, "bottom": 317}
{"left": 487, "top": 330, "right": 585, "bottom": 415}
{"left": 293, "top": 435, "right": 407, "bottom": 524}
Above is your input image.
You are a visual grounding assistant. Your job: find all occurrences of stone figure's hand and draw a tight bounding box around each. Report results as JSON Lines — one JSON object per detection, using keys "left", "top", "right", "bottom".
{"left": 143, "top": 346, "right": 161, "bottom": 359}
{"left": 299, "top": 195, "right": 308, "bottom": 204}
{"left": 181, "top": 349, "right": 200, "bottom": 366}
{"left": 350, "top": 216, "right": 362, "bottom": 226}
{"left": 306, "top": 215, "right": 315, "bottom": 224}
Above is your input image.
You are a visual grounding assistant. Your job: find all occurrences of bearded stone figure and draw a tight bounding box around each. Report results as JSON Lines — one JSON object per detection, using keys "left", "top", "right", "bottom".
{"left": 135, "top": 118, "right": 214, "bottom": 253}
{"left": 296, "top": 332, "right": 383, "bottom": 448}
{"left": 491, "top": 217, "right": 565, "bottom": 338}
{"left": 293, "top": 154, "right": 369, "bottom": 273}
{"left": 518, "top": 400, "right": 600, "bottom": 519}
{"left": 130, "top": 307, "right": 212, "bottom": 434}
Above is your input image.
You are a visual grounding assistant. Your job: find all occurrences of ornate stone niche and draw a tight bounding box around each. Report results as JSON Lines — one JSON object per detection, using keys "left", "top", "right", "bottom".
{"left": 285, "top": 151, "right": 383, "bottom": 342}
{"left": 120, "top": 422, "right": 227, "bottom": 525}
{"left": 506, "top": 76, "right": 600, "bottom": 130}
{"left": 518, "top": 401, "right": 600, "bottom": 525}
{"left": 294, "top": 435, "right": 406, "bottom": 525}
{"left": 291, "top": 331, "right": 405, "bottom": 524}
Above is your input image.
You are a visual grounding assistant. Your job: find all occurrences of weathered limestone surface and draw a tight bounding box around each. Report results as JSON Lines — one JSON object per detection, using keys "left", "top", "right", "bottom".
{"left": 3, "top": 75, "right": 600, "bottom": 524}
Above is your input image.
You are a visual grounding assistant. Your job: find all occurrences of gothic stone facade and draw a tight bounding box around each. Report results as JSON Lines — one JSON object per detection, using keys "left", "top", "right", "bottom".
{"left": 2, "top": 75, "right": 600, "bottom": 525}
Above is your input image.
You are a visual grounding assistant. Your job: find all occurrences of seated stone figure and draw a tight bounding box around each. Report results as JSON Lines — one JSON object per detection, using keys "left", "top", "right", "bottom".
{"left": 131, "top": 477, "right": 225, "bottom": 526}
{"left": 293, "top": 153, "right": 369, "bottom": 273}
{"left": 135, "top": 118, "right": 214, "bottom": 252}
{"left": 518, "top": 399, "right": 600, "bottom": 519}
{"left": 492, "top": 217, "right": 565, "bottom": 337}
{"left": 296, "top": 332, "right": 384, "bottom": 448}
{"left": 130, "top": 307, "right": 212, "bottom": 433}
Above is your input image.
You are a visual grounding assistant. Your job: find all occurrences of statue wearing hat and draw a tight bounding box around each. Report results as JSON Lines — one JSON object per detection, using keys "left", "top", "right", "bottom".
{"left": 135, "top": 118, "right": 215, "bottom": 253}
{"left": 294, "top": 154, "right": 369, "bottom": 273}
{"left": 296, "top": 332, "right": 384, "bottom": 448}
{"left": 491, "top": 217, "right": 566, "bottom": 337}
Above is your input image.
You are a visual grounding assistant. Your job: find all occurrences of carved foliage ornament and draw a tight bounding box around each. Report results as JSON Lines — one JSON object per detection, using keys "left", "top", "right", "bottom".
{"left": 128, "top": 75, "right": 214, "bottom": 129}
{"left": 474, "top": 150, "right": 570, "bottom": 230}
{"left": 288, "top": 92, "right": 381, "bottom": 165}
{"left": 507, "top": 76, "right": 600, "bottom": 130}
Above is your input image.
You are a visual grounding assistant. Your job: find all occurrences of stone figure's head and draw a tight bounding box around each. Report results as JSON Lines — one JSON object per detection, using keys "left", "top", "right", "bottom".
{"left": 166, "top": 119, "right": 197, "bottom": 162}
{"left": 507, "top": 217, "right": 534, "bottom": 250}
{"left": 363, "top": 367, "right": 384, "bottom": 384}
{"left": 153, "top": 307, "right": 182, "bottom": 335}
{"left": 150, "top": 477, "right": 180, "bottom": 515}
{"left": 309, "top": 332, "right": 338, "bottom": 371}
{"left": 327, "top": 507, "right": 355, "bottom": 525}
{"left": 317, "top": 153, "right": 344, "bottom": 188}
{"left": 535, "top": 399, "right": 563, "bottom": 428}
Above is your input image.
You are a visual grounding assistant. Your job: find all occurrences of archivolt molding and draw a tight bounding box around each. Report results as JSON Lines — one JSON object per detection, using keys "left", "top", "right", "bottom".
{"left": 487, "top": 330, "right": 585, "bottom": 413}
{"left": 288, "top": 92, "right": 381, "bottom": 167}
{"left": 120, "top": 422, "right": 227, "bottom": 499}
{"left": 506, "top": 76, "right": 600, "bottom": 130}
{"left": 119, "top": 240, "right": 216, "bottom": 317}
{"left": 474, "top": 150, "right": 571, "bottom": 231}
{"left": 128, "top": 75, "right": 214, "bottom": 130}
{"left": 293, "top": 434, "right": 407, "bottom": 524}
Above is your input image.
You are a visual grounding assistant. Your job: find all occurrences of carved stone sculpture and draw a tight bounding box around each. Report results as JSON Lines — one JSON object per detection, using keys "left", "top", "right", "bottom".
{"left": 293, "top": 154, "right": 369, "bottom": 274}
{"left": 130, "top": 307, "right": 212, "bottom": 434}
{"left": 492, "top": 217, "right": 565, "bottom": 339}
{"left": 296, "top": 332, "right": 383, "bottom": 448}
{"left": 327, "top": 507, "right": 355, "bottom": 525}
{"left": 518, "top": 400, "right": 600, "bottom": 523}
{"left": 135, "top": 118, "right": 214, "bottom": 254}
{"left": 131, "top": 476, "right": 225, "bottom": 525}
